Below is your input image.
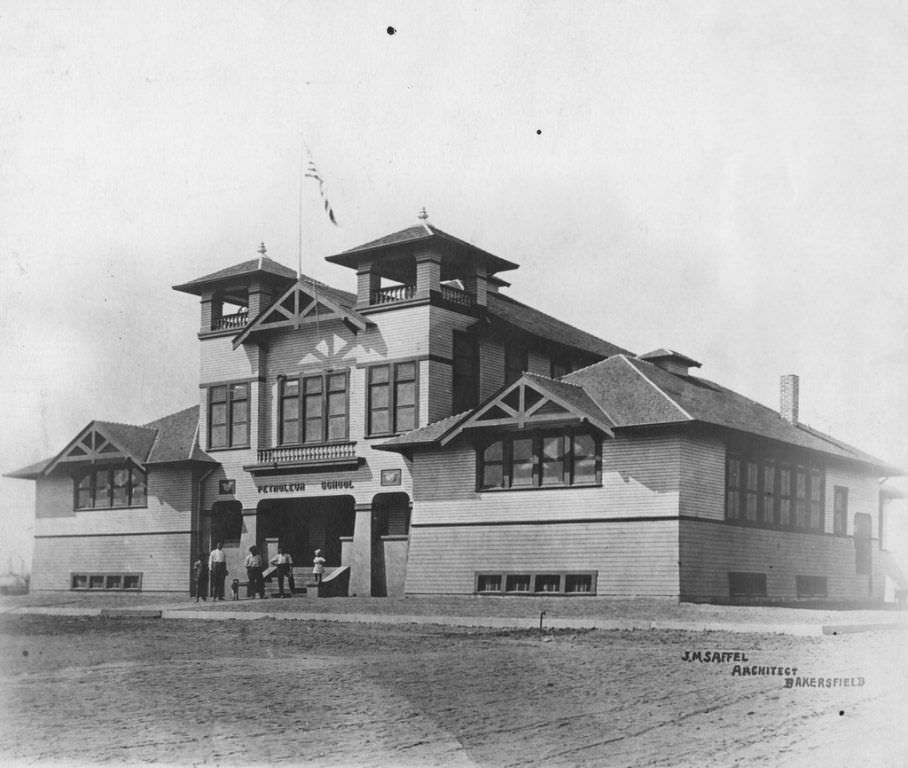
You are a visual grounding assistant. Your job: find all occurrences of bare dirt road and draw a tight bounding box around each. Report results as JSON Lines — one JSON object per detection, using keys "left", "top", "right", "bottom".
{"left": 0, "top": 615, "right": 906, "bottom": 767}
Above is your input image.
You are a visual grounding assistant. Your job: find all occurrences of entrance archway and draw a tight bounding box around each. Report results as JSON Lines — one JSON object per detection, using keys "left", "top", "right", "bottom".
{"left": 371, "top": 492, "right": 411, "bottom": 597}
{"left": 256, "top": 496, "right": 355, "bottom": 570}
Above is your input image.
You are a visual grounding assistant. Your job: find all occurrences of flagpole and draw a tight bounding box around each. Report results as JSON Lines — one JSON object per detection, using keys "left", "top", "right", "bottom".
{"left": 297, "top": 136, "right": 305, "bottom": 279}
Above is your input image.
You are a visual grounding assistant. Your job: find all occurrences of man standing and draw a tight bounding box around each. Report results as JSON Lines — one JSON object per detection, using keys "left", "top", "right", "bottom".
{"left": 209, "top": 541, "right": 227, "bottom": 600}
{"left": 269, "top": 546, "right": 293, "bottom": 598}
{"left": 244, "top": 545, "right": 265, "bottom": 599}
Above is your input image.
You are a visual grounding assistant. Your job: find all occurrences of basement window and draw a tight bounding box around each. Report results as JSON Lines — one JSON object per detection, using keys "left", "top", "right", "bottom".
{"left": 796, "top": 575, "right": 828, "bottom": 599}
{"left": 475, "top": 572, "right": 597, "bottom": 596}
{"left": 728, "top": 572, "right": 767, "bottom": 599}
{"left": 71, "top": 572, "right": 143, "bottom": 591}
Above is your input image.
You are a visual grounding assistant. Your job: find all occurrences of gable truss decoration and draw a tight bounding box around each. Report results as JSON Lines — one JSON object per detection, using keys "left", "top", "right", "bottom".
{"left": 41, "top": 425, "right": 145, "bottom": 476}
{"left": 233, "top": 280, "right": 369, "bottom": 348}
{"left": 440, "top": 376, "right": 614, "bottom": 446}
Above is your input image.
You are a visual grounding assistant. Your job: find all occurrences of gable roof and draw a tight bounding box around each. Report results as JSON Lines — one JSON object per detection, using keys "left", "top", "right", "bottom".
{"left": 485, "top": 292, "right": 632, "bottom": 359}
{"left": 565, "top": 355, "right": 899, "bottom": 472}
{"left": 5, "top": 406, "right": 214, "bottom": 480}
{"left": 172, "top": 256, "right": 297, "bottom": 296}
{"left": 232, "top": 276, "right": 368, "bottom": 347}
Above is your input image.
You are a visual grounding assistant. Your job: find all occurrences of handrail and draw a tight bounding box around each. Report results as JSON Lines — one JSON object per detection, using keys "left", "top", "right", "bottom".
{"left": 211, "top": 310, "right": 249, "bottom": 330}
{"left": 258, "top": 441, "right": 358, "bottom": 465}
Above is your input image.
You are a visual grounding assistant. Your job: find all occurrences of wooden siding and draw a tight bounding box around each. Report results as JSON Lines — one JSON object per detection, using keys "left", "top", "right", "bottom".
{"left": 409, "top": 433, "right": 682, "bottom": 524}
{"left": 426, "top": 360, "right": 452, "bottom": 424}
{"left": 678, "top": 433, "right": 725, "bottom": 520}
{"left": 31, "top": 533, "right": 191, "bottom": 592}
{"left": 825, "top": 463, "right": 880, "bottom": 537}
{"left": 200, "top": 336, "right": 260, "bottom": 384}
{"left": 478, "top": 338, "right": 505, "bottom": 400}
{"left": 679, "top": 518, "right": 883, "bottom": 602}
{"left": 527, "top": 349, "right": 549, "bottom": 376}
{"left": 404, "top": 520, "right": 679, "bottom": 596}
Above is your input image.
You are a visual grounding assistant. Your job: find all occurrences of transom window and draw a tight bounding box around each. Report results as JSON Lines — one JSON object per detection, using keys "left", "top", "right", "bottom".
{"left": 75, "top": 465, "right": 147, "bottom": 509}
{"left": 367, "top": 362, "right": 417, "bottom": 436}
{"left": 208, "top": 383, "right": 249, "bottom": 449}
{"left": 478, "top": 431, "right": 600, "bottom": 490}
{"left": 280, "top": 372, "right": 348, "bottom": 444}
{"left": 726, "top": 449, "right": 825, "bottom": 533}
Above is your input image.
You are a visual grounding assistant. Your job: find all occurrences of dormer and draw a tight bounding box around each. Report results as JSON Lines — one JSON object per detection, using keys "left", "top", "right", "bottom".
{"left": 324, "top": 214, "right": 519, "bottom": 313}
{"left": 638, "top": 349, "right": 702, "bottom": 377}
{"left": 172, "top": 244, "right": 297, "bottom": 336}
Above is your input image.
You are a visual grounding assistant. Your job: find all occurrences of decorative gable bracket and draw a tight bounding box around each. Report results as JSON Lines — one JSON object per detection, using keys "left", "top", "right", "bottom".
{"left": 233, "top": 280, "right": 369, "bottom": 349}
{"left": 41, "top": 424, "right": 145, "bottom": 476}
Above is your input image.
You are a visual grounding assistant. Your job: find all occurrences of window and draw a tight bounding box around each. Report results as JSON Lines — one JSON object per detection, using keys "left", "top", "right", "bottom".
{"left": 71, "top": 572, "right": 142, "bottom": 591}
{"left": 367, "top": 362, "right": 417, "bottom": 436}
{"left": 74, "top": 465, "right": 147, "bottom": 509}
{"left": 796, "top": 575, "right": 828, "bottom": 598}
{"left": 475, "top": 572, "right": 597, "bottom": 596}
{"left": 208, "top": 383, "right": 249, "bottom": 449}
{"left": 279, "top": 372, "right": 348, "bottom": 444}
{"left": 477, "top": 431, "right": 601, "bottom": 490}
{"left": 728, "top": 572, "right": 767, "bottom": 598}
{"left": 452, "top": 331, "right": 478, "bottom": 413}
{"left": 725, "top": 449, "right": 824, "bottom": 533}
{"left": 833, "top": 486, "right": 848, "bottom": 536}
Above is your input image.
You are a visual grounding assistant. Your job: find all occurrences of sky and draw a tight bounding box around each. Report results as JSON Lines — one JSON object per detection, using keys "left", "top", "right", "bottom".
{"left": 2, "top": 0, "right": 908, "bottom": 574}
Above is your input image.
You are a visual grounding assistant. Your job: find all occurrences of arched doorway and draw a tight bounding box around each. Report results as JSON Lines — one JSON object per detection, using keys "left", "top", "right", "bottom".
{"left": 256, "top": 496, "right": 355, "bottom": 572}
{"left": 371, "top": 492, "right": 411, "bottom": 597}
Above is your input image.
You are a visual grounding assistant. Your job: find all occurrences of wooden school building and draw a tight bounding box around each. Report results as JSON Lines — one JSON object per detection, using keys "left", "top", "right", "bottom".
{"left": 8, "top": 216, "right": 904, "bottom": 602}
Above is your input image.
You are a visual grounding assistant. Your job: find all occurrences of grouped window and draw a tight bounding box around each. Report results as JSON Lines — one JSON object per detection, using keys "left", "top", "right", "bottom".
{"left": 367, "top": 362, "right": 417, "bottom": 436}
{"left": 71, "top": 572, "right": 142, "bottom": 591}
{"left": 279, "top": 371, "right": 349, "bottom": 444}
{"left": 475, "top": 572, "right": 596, "bottom": 595}
{"left": 208, "top": 383, "right": 249, "bottom": 449}
{"left": 75, "top": 465, "right": 147, "bottom": 509}
{"left": 478, "top": 431, "right": 600, "bottom": 490}
{"left": 726, "top": 452, "right": 825, "bottom": 533}
{"left": 796, "top": 575, "right": 828, "bottom": 598}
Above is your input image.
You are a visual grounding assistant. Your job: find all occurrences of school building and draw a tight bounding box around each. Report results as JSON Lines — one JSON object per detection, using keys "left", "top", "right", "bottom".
{"left": 8, "top": 216, "right": 905, "bottom": 602}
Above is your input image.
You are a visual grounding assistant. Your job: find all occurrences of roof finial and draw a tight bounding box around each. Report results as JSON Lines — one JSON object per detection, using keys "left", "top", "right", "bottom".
{"left": 258, "top": 242, "right": 267, "bottom": 256}
{"left": 418, "top": 207, "right": 428, "bottom": 221}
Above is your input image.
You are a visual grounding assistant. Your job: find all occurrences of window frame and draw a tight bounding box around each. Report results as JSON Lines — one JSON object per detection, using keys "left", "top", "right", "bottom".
{"left": 366, "top": 361, "right": 419, "bottom": 437}
{"left": 73, "top": 464, "right": 148, "bottom": 510}
{"left": 71, "top": 572, "right": 143, "bottom": 591}
{"left": 475, "top": 571, "right": 598, "bottom": 596}
{"left": 476, "top": 430, "right": 602, "bottom": 491}
{"left": 207, "top": 382, "right": 250, "bottom": 450}
{"left": 278, "top": 370, "right": 350, "bottom": 446}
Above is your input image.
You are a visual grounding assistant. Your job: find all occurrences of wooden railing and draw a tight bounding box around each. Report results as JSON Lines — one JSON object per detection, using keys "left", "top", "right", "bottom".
{"left": 371, "top": 284, "right": 416, "bottom": 305}
{"left": 211, "top": 310, "right": 249, "bottom": 330}
{"left": 257, "top": 442, "right": 358, "bottom": 466}
{"left": 441, "top": 284, "right": 474, "bottom": 307}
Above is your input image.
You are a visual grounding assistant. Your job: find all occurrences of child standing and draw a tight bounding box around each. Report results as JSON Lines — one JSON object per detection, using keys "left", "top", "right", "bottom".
{"left": 312, "top": 549, "right": 326, "bottom": 584}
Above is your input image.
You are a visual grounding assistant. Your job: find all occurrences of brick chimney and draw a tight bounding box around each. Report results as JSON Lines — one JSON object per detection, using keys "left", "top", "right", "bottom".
{"left": 780, "top": 374, "right": 799, "bottom": 425}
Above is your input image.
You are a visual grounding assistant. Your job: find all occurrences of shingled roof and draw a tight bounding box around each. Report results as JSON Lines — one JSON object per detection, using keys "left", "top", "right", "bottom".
{"left": 5, "top": 406, "right": 214, "bottom": 479}
{"left": 172, "top": 256, "right": 297, "bottom": 295}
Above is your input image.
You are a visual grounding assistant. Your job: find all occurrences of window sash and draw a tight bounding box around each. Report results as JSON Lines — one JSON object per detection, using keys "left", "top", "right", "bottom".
{"left": 209, "top": 383, "right": 249, "bottom": 448}
{"left": 368, "top": 363, "right": 418, "bottom": 436}
{"left": 280, "top": 373, "right": 348, "bottom": 444}
{"left": 478, "top": 431, "right": 600, "bottom": 490}
{"left": 75, "top": 466, "right": 147, "bottom": 509}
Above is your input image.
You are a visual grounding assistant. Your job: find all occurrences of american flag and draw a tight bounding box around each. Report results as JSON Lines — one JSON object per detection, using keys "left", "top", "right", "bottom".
{"left": 304, "top": 155, "right": 338, "bottom": 226}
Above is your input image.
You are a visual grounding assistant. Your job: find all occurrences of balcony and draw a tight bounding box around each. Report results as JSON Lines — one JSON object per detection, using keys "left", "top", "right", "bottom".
{"left": 245, "top": 441, "right": 360, "bottom": 474}
{"left": 211, "top": 309, "right": 249, "bottom": 331}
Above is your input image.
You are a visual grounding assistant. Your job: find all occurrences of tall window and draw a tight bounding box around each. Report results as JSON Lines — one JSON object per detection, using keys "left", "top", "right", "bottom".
{"left": 208, "top": 383, "right": 249, "bottom": 449}
{"left": 452, "top": 331, "right": 478, "bottom": 413}
{"left": 478, "top": 431, "right": 600, "bottom": 490}
{"left": 75, "top": 465, "right": 147, "bottom": 509}
{"left": 726, "top": 450, "right": 824, "bottom": 533}
{"left": 833, "top": 486, "right": 848, "bottom": 536}
{"left": 368, "top": 362, "right": 417, "bottom": 436}
{"left": 279, "top": 372, "right": 348, "bottom": 444}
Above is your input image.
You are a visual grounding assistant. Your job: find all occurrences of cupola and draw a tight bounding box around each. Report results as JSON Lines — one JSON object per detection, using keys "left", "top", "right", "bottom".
{"left": 638, "top": 349, "right": 702, "bottom": 377}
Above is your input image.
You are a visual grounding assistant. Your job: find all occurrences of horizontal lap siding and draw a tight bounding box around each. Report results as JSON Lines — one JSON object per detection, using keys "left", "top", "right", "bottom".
{"left": 679, "top": 519, "right": 882, "bottom": 601}
{"left": 405, "top": 520, "right": 679, "bottom": 596}
{"left": 679, "top": 434, "right": 725, "bottom": 520}
{"left": 478, "top": 340, "right": 505, "bottom": 400}
{"left": 825, "top": 465, "right": 880, "bottom": 537}
{"left": 602, "top": 435, "right": 681, "bottom": 518}
{"left": 200, "top": 337, "right": 260, "bottom": 384}
{"left": 31, "top": 533, "right": 191, "bottom": 592}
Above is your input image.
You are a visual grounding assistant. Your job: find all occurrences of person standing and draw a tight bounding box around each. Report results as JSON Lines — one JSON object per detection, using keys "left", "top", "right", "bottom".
{"left": 193, "top": 551, "right": 209, "bottom": 602}
{"left": 244, "top": 545, "right": 265, "bottom": 599}
{"left": 269, "top": 546, "right": 293, "bottom": 598}
{"left": 209, "top": 542, "right": 227, "bottom": 600}
{"left": 312, "top": 549, "right": 326, "bottom": 585}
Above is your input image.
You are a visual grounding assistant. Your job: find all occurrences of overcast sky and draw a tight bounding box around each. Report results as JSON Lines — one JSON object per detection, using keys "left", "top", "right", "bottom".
{"left": 2, "top": 1, "right": 908, "bottom": 573}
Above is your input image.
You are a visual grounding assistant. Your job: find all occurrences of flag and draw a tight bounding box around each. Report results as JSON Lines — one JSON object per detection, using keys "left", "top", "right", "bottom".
{"left": 304, "top": 155, "right": 338, "bottom": 226}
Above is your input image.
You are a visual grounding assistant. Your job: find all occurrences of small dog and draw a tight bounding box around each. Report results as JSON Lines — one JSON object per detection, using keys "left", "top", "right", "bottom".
{"left": 230, "top": 579, "right": 240, "bottom": 600}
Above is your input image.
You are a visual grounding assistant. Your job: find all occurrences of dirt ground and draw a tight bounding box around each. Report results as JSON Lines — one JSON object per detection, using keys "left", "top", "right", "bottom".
{"left": 0, "top": 615, "right": 906, "bottom": 768}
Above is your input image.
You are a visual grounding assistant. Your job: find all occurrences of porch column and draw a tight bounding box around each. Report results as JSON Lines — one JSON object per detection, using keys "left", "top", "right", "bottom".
{"left": 349, "top": 502, "right": 373, "bottom": 597}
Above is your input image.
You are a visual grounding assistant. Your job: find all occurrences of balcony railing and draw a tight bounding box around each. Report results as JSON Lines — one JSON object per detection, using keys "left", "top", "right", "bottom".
{"left": 211, "top": 309, "right": 249, "bottom": 331}
{"left": 371, "top": 284, "right": 416, "bottom": 305}
{"left": 256, "top": 442, "right": 358, "bottom": 466}
{"left": 441, "top": 284, "right": 475, "bottom": 307}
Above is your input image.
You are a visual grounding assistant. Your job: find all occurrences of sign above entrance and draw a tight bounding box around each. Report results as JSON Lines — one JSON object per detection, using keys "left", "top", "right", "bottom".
{"left": 255, "top": 479, "right": 355, "bottom": 495}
